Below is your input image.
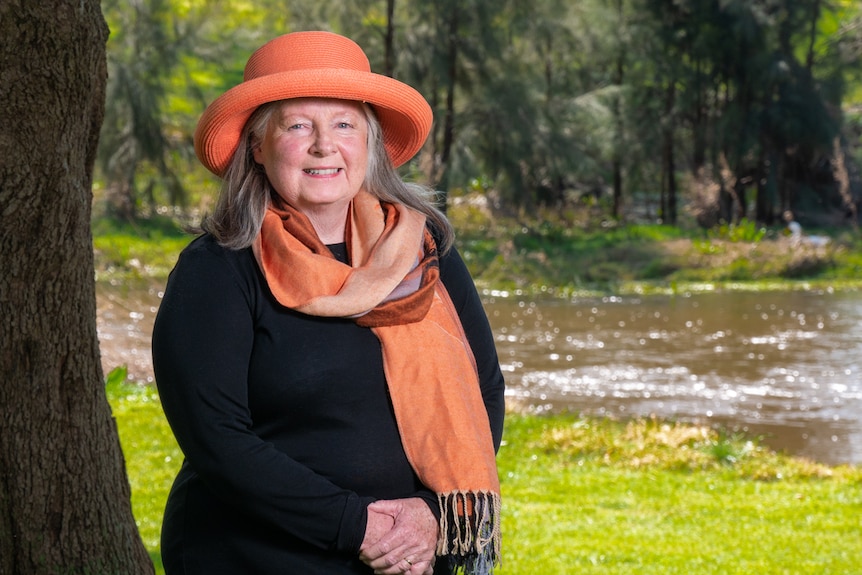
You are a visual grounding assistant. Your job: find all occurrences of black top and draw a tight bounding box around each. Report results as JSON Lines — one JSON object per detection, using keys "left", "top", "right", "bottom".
{"left": 152, "top": 233, "right": 505, "bottom": 574}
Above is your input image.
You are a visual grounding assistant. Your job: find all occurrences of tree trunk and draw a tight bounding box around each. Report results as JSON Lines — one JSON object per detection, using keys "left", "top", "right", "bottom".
{"left": 735, "top": 181, "right": 747, "bottom": 222}
{"left": 754, "top": 147, "right": 774, "bottom": 225}
{"left": 384, "top": 0, "right": 396, "bottom": 77}
{"left": 663, "top": 81, "right": 678, "bottom": 225}
{"left": 0, "top": 2, "right": 154, "bottom": 574}
{"left": 611, "top": 0, "right": 625, "bottom": 220}
{"left": 805, "top": 0, "right": 822, "bottom": 72}
{"left": 692, "top": 58, "right": 707, "bottom": 171}
{"left": 436, "top": 4, "right": 459, "bottom": 205}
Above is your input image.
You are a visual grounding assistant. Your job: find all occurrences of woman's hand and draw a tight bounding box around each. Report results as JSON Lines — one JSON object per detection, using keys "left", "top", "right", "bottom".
{"left": 361, "top": 506, "right": 396, "bottom": 554}
{"left": 359, "top": 498, "right": 438, "bottom": 575}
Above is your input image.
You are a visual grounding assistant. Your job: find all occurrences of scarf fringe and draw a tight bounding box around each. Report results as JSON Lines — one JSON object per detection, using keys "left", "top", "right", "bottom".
{"left": 437, "top": 490, "right": 501, "bottom": 575}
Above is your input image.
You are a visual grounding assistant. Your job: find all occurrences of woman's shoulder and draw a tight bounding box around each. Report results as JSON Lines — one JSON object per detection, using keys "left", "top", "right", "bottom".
{"left": 172, "top": 233, "right": 259, "bottom": 283}
{"left": 179, "top": 233, "right": 250, "bottom": 261}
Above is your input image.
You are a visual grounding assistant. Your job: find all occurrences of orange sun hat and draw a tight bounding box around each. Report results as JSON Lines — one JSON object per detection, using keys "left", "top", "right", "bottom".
{"left": 194, "top": 31, "right": 433, "bottom": 176}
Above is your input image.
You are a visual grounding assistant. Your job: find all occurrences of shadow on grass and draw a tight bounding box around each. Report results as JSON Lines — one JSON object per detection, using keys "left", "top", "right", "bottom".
{"left": 149, "top": 549, "right": 163, "bottom": 574}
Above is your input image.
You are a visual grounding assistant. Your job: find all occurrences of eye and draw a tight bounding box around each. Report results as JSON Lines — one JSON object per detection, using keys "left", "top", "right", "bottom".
{"left": 336, "top": 121, "right": 353, "bottom": 129}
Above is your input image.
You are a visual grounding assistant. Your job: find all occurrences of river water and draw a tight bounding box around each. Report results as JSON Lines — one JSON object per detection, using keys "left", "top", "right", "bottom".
{"left": 96, "top": 282, "right": 862, "bottom": 466}
{"left": 486, "top": 287, "right": 862, "bottom": 466}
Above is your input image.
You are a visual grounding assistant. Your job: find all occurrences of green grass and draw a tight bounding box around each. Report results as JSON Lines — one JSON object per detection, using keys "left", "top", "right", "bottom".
{"left": 107, "top": 369, "right": 180, "bottom": 574}
{"left": 92, "top": 216, "right": 191, "bottom": 281}
{"left": 107, "top": 378, "right": 862, "bottom": 575}
{"left": 498, "top": 415, "right": 862, "bottom": 574}
{"left": 446, "top": 199, "right": 862, "bottom": 296}
{"left": 92, "top": 202, "right": 862, "bottom": 295}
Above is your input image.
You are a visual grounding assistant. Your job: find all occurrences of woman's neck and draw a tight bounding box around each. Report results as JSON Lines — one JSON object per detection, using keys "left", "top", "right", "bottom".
{"left": 305, "top": 208, "right": 348, "bottom": 244}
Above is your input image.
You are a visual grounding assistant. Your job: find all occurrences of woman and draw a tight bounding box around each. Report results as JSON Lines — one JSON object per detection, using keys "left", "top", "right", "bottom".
{"left": 152, "top": 31, "right": 504, "bottom": 575}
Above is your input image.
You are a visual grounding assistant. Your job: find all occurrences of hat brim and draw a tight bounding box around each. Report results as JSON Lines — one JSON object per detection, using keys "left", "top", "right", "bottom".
{"left": 194, "top": 69, "right": 433, "bottom": 176}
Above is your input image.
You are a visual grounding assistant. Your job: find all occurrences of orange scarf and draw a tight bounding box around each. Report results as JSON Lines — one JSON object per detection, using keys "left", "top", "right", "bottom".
{"left": 253, "top": 191, "right": 500, "bottom": 573}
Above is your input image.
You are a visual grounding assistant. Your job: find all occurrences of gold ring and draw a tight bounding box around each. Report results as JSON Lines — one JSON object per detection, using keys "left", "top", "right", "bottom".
{"left": 405, "top": 558, "right": 413, "bottom": 566}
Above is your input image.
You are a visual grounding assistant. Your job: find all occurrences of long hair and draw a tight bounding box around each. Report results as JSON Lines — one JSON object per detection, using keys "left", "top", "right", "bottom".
{"left": 201, "top": 100, "right": 454, "bottom": 253}
{"left": 199, "top": 102, "right": 278, "bottom": 249}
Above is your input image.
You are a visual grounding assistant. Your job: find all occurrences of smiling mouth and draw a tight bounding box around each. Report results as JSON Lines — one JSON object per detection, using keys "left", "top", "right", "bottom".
{"left": 304, "top": 168, "right": 341, "bottom": 176}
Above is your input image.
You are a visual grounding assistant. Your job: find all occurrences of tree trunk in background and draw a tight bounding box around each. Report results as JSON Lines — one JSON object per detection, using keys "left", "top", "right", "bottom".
{"left": 662, "top": 81, "right": 678, "bottom": 225}
{"left": 384, "top": 0, "right": 396, "bottom": 77}
{"left": 805, "top": 0, "right": 822, "bottom": 72}
{"left": 754, "top": 146, "right": 774, "bottom": 225}
{"left": 691, "top": 58, "right": 707, "bottom": 172}
{"left": 611, "top": 0, "right": 625, "bottom": 220}
{"left": 0, "top": 2, "right": 154, "bottom": 573}
{"left": 436, "top": 4, "right": 459, "bottom": 206}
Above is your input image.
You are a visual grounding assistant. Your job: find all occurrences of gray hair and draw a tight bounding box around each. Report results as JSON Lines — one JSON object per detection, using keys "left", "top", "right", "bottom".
{"left": 201, "top": 100, "right": 454, "bottom": 253}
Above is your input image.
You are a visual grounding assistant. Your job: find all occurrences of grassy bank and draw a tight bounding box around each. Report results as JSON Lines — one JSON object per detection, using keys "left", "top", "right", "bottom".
{"left": 108, "top": 376, "right": 862, "bottom": 575}
{"left": 92, "top": 216, "right": 190, "bottom": 282}
{"left": 447, "top": 197, "right": 862, "bottom": 296}
{"left": 92, "top": 200, "right": 862, "bottom": 295}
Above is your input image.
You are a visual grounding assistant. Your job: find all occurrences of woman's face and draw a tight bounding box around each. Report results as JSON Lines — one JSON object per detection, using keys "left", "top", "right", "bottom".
{"left": 253, "top": 98, "right": 368, "bottom": 217}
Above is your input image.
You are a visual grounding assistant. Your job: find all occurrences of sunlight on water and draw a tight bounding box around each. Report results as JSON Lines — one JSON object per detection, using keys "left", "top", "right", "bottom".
{"left": 486, "top": 289, "right": 862, "bottom": 465}
{"left": 96, "top": 281, "right": 162, "bottom": 385}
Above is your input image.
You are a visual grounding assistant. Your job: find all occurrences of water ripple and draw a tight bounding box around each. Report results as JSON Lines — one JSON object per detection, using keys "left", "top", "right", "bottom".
{"left": 489, "top": 289, "right": 862, "bottom": 465}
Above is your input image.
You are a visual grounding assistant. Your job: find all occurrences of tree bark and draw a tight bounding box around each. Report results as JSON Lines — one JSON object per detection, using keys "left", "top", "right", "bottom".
{"left": 662, "top": 80, "right": 678, "bottom": 225}
{"left": 754, "top": 146, "right": 773, "bottom": 225}
{"left": 805, "top": 0, "right": 822, "bottom": 73}
{"left": 611, "top": 0, "right": 625, "bottom": 220}
{"left": 0, "top": 2, "right": 154, "bottom": 573}
{"left": 436, "top": 3, "right": 459, "bottom": 205}
{"left": 384, "top": 0, "right": 396, "bottom": 77}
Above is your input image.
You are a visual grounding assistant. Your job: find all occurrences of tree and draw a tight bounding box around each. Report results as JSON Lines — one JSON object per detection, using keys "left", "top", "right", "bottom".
{"left": 610, "top": 0, "right": 627, "bottom": 220}
{"left": 639, "top": 0, "right": 854, "bottom": 227}
{"left": 100, "top": 0, "right": 186, "bottom": 220}
{"left": 87, "top": 0, "right": 862, "bottom": 225}
{"left": 0, "top": 2, "right": 154, "bottom": 573}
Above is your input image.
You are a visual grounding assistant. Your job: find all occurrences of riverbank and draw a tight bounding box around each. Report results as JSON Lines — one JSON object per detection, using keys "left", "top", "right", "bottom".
{"left": 92, "top": 198, "right": 862, "bottom": 295}
{"left": 109, "top": 375, "right": 862, "bottom": 575}
{"left": 447, "top": 194, "right": 862, "bottom": 296}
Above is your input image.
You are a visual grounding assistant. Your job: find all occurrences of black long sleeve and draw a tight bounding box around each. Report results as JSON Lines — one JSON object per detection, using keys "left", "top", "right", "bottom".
{"left": 153, "top": 237, "right": 373, "bottom": 555}
{"left": 152, "top": 234, "right": 504, "bottom": 574}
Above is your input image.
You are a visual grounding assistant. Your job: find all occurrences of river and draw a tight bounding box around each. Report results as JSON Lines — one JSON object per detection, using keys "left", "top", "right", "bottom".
{"left": 96, "top": 282, "right": 862, "bottom": 466}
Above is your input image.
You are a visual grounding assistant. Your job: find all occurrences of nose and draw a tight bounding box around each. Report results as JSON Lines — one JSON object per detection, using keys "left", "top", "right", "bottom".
{"left": 310, "top": 128, "right": 336, "bottom": 156}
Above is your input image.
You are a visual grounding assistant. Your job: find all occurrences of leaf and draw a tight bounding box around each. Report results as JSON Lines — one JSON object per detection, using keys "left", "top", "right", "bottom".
{"left": 105, "top": 365, "right": 129, "bottom": 388}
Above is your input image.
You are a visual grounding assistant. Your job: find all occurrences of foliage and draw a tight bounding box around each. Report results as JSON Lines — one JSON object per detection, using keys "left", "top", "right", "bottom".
{"left": 526, "top": 415, "right": 841, "bottom": 480}
{"left": 707, "top": 219, "right": 767, "bottom": 243}
{"left": 443, "top": 195, "right": 862, "bottom": 295}
{"left": 106, "top": 380, "right": 862, "bottom": 575}
{"left": 99, "top": 0, "right": 188, "bottom": 219}
{"left": 94, "top": 0, "right": 862, "bottom": 227}
{"left": 92, "top": 197, "right": 862, "bottom": 295}
{"left": 97, "top": 0, "right": 280, "bottom": 219}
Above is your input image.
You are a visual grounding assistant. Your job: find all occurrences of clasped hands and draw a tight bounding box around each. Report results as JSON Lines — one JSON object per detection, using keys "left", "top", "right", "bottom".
{"left": 359, "top": 497, "right": 438, "bottom": 575}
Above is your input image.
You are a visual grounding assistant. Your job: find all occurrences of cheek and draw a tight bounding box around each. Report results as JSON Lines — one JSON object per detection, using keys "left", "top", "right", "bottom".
{"left": 262, "top": 145, "right": 306, "bottom": 181}
{"left": 349, "top": 143, "right": 369, "bottom": 170}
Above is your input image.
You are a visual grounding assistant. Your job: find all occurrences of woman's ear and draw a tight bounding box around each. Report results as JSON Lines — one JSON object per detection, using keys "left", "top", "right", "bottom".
{"left": 252, "top": 144, "right": 263, "bottom": 165}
